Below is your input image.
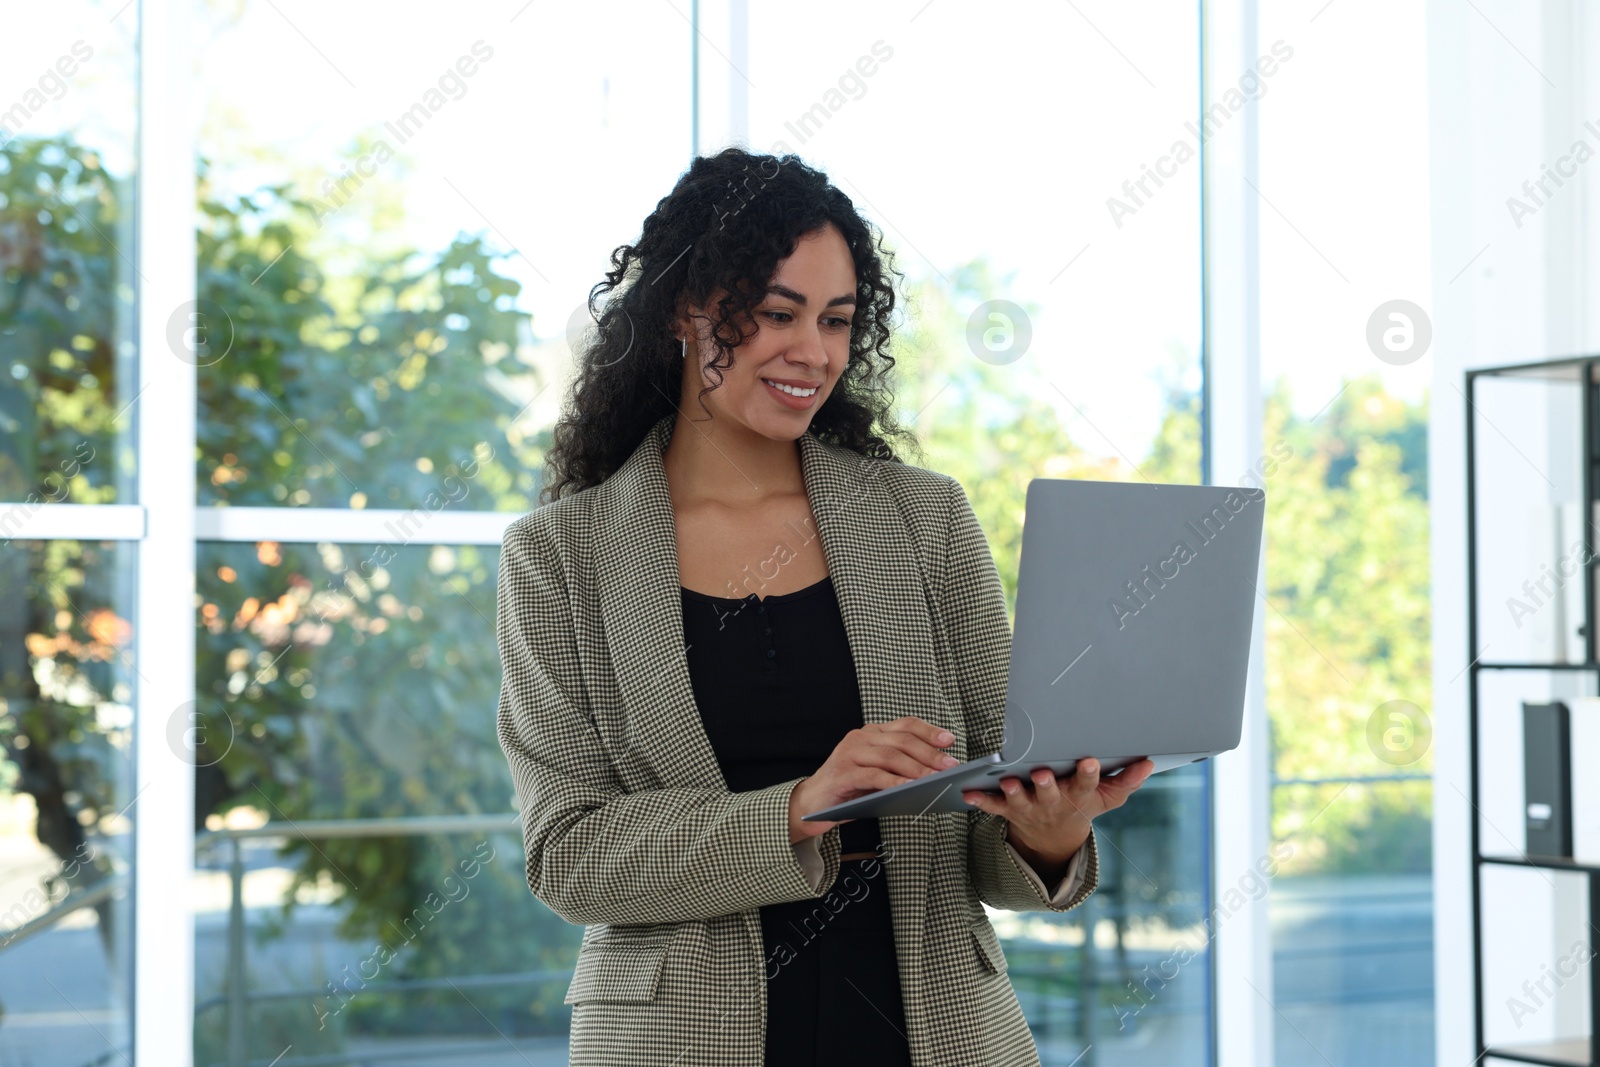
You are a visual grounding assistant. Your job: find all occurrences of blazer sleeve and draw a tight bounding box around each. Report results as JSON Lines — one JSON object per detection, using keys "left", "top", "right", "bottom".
{"left": 943, "top": 478, "right": 1101, "bottom": 913}
{"left": 495, "top": 514, "right": 841, "bottom": 927}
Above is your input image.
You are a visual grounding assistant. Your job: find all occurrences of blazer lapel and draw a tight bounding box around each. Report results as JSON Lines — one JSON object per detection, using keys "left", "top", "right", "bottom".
{"left": 590, "top": 416, "right": 727, "bottom": 791}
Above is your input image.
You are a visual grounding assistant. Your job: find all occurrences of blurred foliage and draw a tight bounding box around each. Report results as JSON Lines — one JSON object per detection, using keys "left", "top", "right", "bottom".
{"left": 190, "top": 535, "right": 580, "bottom": 1032}
{"left": 2, "top": 133, "right": 140, "bottom": 977}
{"left": 0, "top": 538, "right": 133, "bottom": 965}
{"left": 182, "top": 156, "right": 582, "bottom": 1036}
{"left": 1, "top": 134, "right": 576, "bottom": 1046}
{"left": 890, "top": 261, "right": 1166, "bottom": 614}
{"left": 0, "top": 134, "right": 133, "bottom": 504}
{"left": 192, "top": 988, "right": 343, "bottom": 1067}
{"left": 193, "top": 154, "right": 545, "bottom": 510}
{"left": 1260, "top": 377, "right": 1431, "bottom": 874}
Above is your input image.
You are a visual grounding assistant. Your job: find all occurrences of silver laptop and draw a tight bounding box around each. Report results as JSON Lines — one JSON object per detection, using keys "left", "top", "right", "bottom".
{"left": 802, "top": 478, "right": 1265, "bottom": 821}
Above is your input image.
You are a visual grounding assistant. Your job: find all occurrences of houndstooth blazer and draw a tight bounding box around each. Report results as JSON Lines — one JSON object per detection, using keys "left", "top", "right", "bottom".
{"left": 495, "top": 412, "right": 1101, "bottom": 1066}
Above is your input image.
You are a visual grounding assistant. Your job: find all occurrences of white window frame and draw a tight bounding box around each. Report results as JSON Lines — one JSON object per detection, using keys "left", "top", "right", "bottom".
{"left": 1201, "top": 0, "right": 1274, "bottom": 1064}
{"left": 133, "top": 1, "right": 194, "bottom": 1061}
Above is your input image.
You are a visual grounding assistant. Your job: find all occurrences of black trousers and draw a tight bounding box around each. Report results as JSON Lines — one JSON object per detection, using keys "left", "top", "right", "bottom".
{"left": 760, "top": 857, "right": 914, "bottom": 1066}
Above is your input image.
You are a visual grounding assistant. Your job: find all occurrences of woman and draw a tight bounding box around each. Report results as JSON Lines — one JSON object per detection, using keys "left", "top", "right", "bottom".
{"left": 495, "top": 147, "right": 1155, "bottom": 1066}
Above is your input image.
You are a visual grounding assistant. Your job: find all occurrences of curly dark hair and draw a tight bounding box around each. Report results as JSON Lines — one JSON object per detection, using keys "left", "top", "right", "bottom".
{"left": 540, "top": 146, "right": 918, "bottom": 503}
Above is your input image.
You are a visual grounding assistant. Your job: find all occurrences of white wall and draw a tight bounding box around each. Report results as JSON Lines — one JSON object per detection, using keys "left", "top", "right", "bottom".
{"left": 1427, "top": 1, "right": 1600, "bottom": 1062}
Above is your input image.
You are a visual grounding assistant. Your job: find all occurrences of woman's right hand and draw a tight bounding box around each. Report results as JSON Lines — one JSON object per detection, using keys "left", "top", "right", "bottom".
{"left": 788, "top": 716, "right": 961, "bottom": 843}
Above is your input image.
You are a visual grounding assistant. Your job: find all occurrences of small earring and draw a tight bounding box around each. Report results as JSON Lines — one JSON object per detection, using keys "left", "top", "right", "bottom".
{"left": 680, "top": 336, "right": 687, "bottom": 359}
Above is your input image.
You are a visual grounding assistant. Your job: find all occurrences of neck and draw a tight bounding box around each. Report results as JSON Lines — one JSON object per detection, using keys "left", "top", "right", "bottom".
{"left": 662, "top": 413, "right": 806, "bottom": 506}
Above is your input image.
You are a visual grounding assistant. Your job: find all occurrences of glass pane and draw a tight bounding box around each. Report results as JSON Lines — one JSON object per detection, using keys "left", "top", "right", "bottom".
{"left": 0, "top": 539, "right": 137, "bottom": 1065}
{"left": 194, "top": 541, "right": 502, "bottom": 822}
{"left": 192, "top": 0, "right": 691, "bottom": 511}
{"left": 0, "top": 2, "right": 139, "bottom": 506}
{"left": 193, "top": 539, "right": 566, "bottom": 1061}
{"left": 1257, "top": 0, "right": 1436, "bottom": 1060}
{"left": 192, "top": 824, "right": 579, "bottom": 1064}
{"left": 996, "top": 771, "right": 1210, "bottom": 1060}
{"left": 744, "top": 1, "right": 1206, "bottom": 1060}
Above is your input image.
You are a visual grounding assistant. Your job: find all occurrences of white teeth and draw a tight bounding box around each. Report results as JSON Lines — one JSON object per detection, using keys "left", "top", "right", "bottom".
{"left": 764, "top": 379, "right": 817, "bottom": 397}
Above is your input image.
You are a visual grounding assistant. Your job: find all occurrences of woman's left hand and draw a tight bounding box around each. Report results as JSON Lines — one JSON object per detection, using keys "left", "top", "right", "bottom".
{"left": 961, "top": 757, "right": 1156, "bottom": 882}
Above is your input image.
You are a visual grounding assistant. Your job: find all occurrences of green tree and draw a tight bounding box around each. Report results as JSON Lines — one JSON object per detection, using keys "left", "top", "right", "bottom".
{"left": 891, "top": 261, "right": 1146, "bottom": 611}
{"left": 1263, "top": 376, "right": 1431, "bottom": 874}
{"left": 1, "top": 134, "right": 138, "bottom": 971}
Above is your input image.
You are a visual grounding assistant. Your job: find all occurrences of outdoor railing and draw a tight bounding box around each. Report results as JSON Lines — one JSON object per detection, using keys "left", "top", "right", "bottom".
{"left": 0, "top": 771, "right": 1433, "bottom": 1067}
{"left": 192, "top": 812, "right": 545, "bottom": 1067}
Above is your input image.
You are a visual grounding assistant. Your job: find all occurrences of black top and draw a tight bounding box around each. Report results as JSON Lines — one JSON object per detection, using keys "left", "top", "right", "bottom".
{"left": 681, "top": 575, "right": 912, "bottom": 1066}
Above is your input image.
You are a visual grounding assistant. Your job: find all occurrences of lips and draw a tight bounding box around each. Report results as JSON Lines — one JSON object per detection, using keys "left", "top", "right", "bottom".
{"left": 761, "top": 377, "right": 820, "bottom": 397}
{"left": 761, "top": 376, "right": 822, "bottom": 410}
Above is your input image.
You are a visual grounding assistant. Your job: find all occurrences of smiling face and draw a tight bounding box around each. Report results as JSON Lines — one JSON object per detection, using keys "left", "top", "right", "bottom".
{"left": 674, "top": 223, "right": 858, "bottom": 441}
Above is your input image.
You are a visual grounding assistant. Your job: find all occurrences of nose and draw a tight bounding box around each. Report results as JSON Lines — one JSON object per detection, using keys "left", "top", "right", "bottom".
{"left": 790, "top": 322, "right": 830, "bottom": 370}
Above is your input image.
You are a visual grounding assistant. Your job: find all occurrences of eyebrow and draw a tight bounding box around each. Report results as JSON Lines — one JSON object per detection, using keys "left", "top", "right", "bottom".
{"left": 765, "top": 283, "right": 856, "bottom": 309}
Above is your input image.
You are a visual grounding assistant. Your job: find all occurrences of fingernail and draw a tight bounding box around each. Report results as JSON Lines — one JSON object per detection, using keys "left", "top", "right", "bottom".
{"left": 937, "top": 730, "right": 954, "bottom": 744}
{"left": 940, "top": 755, "right": 960, "bottom": 768}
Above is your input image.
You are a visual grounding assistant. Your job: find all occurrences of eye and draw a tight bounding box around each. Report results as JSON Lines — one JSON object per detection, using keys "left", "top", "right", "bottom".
{"left": 826, "top": 315, "right": 853, "bottom": 329}
{"left": 763, "top": 310, "right": 793, "bottom": 325}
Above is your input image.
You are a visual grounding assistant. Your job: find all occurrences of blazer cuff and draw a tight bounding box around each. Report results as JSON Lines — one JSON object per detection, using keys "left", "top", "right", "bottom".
{"left": 781, "top": 778, "right": 842, "bottom": 897}
{"left": 1003, "top": 829, "right": 1092, "bottom": 905}
{"left": 793, "top": 837, "right": 825, "bottom": 892}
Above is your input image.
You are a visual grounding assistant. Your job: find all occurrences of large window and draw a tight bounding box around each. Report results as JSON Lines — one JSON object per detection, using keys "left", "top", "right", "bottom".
{"left": 1257, "top": 2, "right": 1435, "bottom": 1063}
{"left": 0, "top": 2, "right": 140, "bottom": 1063}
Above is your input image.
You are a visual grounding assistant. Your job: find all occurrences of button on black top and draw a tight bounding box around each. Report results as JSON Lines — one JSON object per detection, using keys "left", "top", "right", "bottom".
{"left": 679, "top": 576, "right": 883, "bottom": 853}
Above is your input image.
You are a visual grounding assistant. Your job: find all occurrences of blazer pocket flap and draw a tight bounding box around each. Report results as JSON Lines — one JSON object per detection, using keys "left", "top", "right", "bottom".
{"left": 563, "top": 930, "right": 675, "bottom": 1005}
{"left": 969, "top": 919, "right": 1009, "bottom": 975}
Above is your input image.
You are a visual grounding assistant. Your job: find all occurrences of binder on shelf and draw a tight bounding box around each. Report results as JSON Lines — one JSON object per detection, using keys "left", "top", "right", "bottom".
{"left": 1522, "top": 700, "right": 1573, "bottom": 859}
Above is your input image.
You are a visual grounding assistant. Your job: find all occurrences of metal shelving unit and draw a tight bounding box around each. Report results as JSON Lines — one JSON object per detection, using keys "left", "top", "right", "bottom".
{"left": 1468, "top": 356, "right": 1600, "bottom": 1066}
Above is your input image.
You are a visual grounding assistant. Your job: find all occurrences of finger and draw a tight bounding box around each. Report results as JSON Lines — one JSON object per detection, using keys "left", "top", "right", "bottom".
{"left": 1067, "top": 758, "right": 1101, "bottom": 801}
{"left": 996, "top": 774, "right": 1029, "bottom": 804}
{"left": 849, "top": 767, "right": 914, "bottom": 793}
{"left": 1030, "top": 767, "right": 1062, "bottom": 807}
{"left": 962, "top": 787, "right": 1005, "bottom": 814}
{"left": 873, "top": 731, "right": 961, "bottom": 772}
{"left": 861, "top": 737, "right": 960, "bottom": 777}
{"left": 882, "top": 716, "right": 956, "bottom": 751}
{"left": 864, "top": 729, "right": 960, "bottom": 771}
{"left": 1103, "top": 758, "right": 1156, "bottom": 796}
{"left": 853, "top": 743, "right": 938, "bottom": 781}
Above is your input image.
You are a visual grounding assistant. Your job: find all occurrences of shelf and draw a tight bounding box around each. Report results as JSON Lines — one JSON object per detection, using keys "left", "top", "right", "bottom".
{"left": 1480, "top": 854, "right": 1600, "bottom": 876}
{"left": 1466, "top": 356, "right": 1600, "bottom": 1058}
{"left": 1484, "top": 1038, "right": 1591, "bottom": 1066}
{"left": 1476, "top": 662, "right": 1600, "bottom": 672}
{"left": 1468, "top": 356, "right": 1596, "bottom": 382}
